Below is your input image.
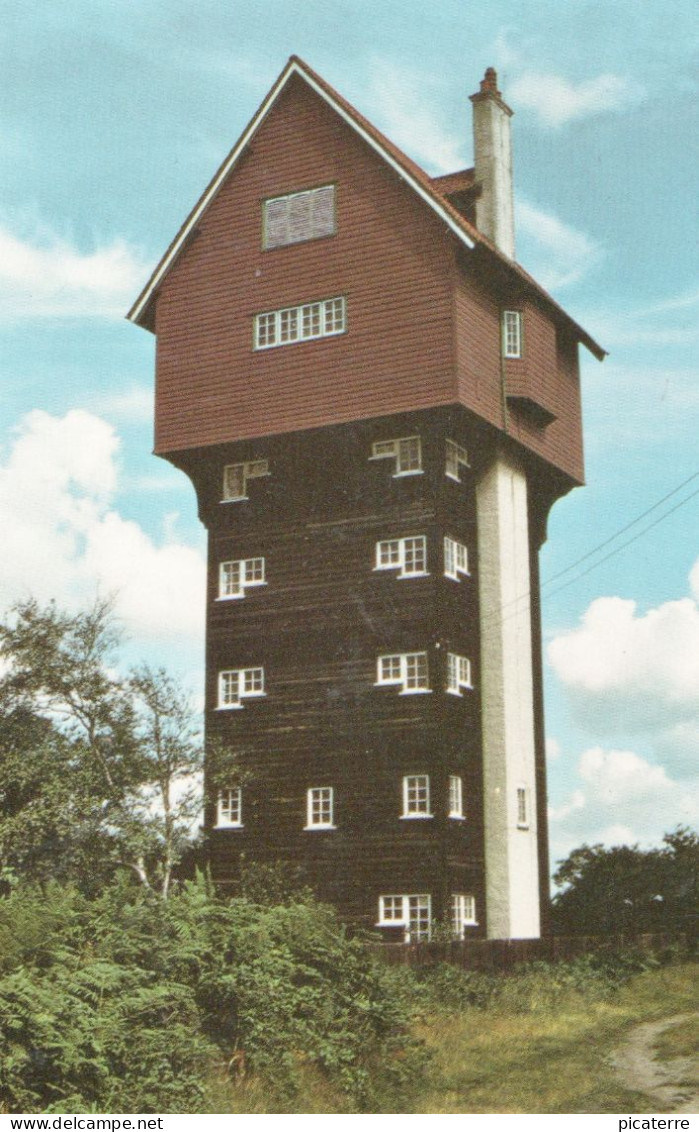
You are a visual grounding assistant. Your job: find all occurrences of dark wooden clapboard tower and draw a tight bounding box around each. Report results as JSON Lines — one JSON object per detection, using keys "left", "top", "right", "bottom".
{"left": 129, "top": 59, "right": 604, "bottom": 942}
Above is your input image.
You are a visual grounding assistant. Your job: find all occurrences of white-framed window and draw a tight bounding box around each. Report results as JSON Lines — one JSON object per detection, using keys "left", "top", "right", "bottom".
{"left": 444, "top": 536, "right": 469, "bottom": 581}
{"left": 222, "top": 460, "right": 270, "bottom": 502}
{"left": 375, "top": 535, "right": 428, "bottom": 578}
{"left": 377, "top": 894, "right": 432, "bottom": 942}
{"left": 254, "top": 296, "right": 346, "bottom": 350}
{"left": 215, "top": 788, "right": 242, "bottom": 828}
{"left": 263, "top": 185, "right": 336, "bottom": 250}
{"left": 217, "top": 667, "right": 265, "bottom": 710}
{"left": 446, "top": 653, "right": 472, "bottom": 695}
{"left": 370, "top": 436, "right": 422, "bottom": 477}
{"left": 218, "top": 557, "right": 266, "bottom": 599}
{"left": 376, "top": 652, "right": 430, "bottom": 695}
{"left": 502, "top": 310, "right": 523, "bottom": 358}
{"left": 305, "top": 786, "right": 335, "bottom": 830}
{"left": 451, "top": 894, "right": 477, "bottom": 938}
{"left": 448, "top": 775, "right": 464, "bottom": 819}
{"left": 402, "top": 774, "right": 432, "bottom": 819}
{"left": 517, "top": 786, "right": 529, "bottom": 829}
{"left": 445, "top": 439, "right": 470, "bottom": 481}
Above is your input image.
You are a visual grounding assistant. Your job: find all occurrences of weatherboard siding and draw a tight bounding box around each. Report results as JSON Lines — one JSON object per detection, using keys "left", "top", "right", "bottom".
{"left": 154, "top": 77, "right": 457, "bottom": 455}
{"left": 194, "top": 412, "right": 487, "bottom": 932}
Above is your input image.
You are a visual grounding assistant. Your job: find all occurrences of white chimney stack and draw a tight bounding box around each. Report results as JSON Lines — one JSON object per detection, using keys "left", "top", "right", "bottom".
{"left": 470, "top": 67, "right": 515, "bottom": 259}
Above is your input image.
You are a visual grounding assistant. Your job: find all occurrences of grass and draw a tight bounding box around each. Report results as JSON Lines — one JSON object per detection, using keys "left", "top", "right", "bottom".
{"left": 204, "top": 960, "right": 698, "bottom": 1114}
{"left": 654, "top": 1016, "right": 699, "bottom": 1062}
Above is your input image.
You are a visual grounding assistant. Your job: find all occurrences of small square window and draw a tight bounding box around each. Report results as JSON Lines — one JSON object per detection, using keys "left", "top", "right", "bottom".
{"left": 219, "top": 557, "right": 266, "bottom": 600}
{"left": 503, "top": 311, "right": 523, "bottom": 358}
{"left": 370, "top": 436, "right": 422, "bottom": 477}
{"left": 377, "top": 894, "right": 431, "bottom": 942}
{"left": 215, "top": 788, "right": 242, "bottom": 828}
{"left": 217, "top": 667, "right": 265, "bottom": 710}
{"left": 446, "top": 653, "right": 472, "bottom": 695}
{"left": 402, "top": 774, "right": 431, "bottom": 818}
{"left": 375, "top": 536, "right": 427, "bottom": 578}
{"left": 444, "top": 537, "right": 469, "bottom": 581}
{"left": 222, "top": 460, "right": 269, "bottom": 503}
{"left": 445, "top": 439, "right": 469, "bottom": 482}
{"left": 306, "top": 786, "right": 334, "bottom": 829}
{"left": 376, "top": 652, "right": 430, "bottom": 694}
{"left": 452, "top": 894, "right": 477, "bottom": 938}
{"left": 449, "top": 775, "right": 464, "bottom": 819}
{"left": 263, "top": 185, "right": 335, "bottom": 250}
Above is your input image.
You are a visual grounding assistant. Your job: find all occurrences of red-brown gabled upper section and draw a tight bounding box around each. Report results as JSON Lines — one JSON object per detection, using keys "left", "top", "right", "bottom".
{"left": 128, "top": 55, "right": 605, "bottom": 363}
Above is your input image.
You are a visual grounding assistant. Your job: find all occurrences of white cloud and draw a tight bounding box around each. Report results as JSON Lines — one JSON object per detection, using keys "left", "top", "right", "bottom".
{"left": 548, "top": 745, "right": 699, "bottom": 864}
{"left": 92, "top": 384, "right": 154, "bottom": 424}
{"left": 0, "top": 410, "right": 205, "bottom": 645}
{"left": 509, "top": 71, "right": 644, "bottom": 128}
{"left": 0, "top": 223, "right": 150, "bottom": 321}
{"left": 365, "top": 58, "right": 465, "bottom": 175}
{"left": 548, "top": 574, "right": 699, "bottom": 776}
{"left": 517, "top": 200, "right": 602, "bottom": 290}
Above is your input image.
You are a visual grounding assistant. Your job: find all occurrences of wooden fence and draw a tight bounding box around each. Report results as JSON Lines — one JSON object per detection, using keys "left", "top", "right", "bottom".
{"left": 371, "top": 932, "right": 689, "bottom": 970}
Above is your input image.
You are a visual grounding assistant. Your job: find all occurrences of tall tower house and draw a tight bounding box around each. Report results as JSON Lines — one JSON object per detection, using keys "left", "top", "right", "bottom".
{"left": 129, "top": 59, "right": 604, "bottom": 942}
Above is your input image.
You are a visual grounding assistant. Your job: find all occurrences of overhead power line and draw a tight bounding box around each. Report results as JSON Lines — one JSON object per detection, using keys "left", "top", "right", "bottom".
{"left": 480, "top": 468, "right": 699, "bottom": 630}
{"left": 541, "top": 468, "right": 699, "bottom": 590}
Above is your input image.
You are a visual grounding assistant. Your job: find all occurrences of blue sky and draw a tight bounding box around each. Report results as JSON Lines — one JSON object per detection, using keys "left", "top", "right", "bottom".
{"left": 1, "top": 0, "right": 697, "bottom": 873}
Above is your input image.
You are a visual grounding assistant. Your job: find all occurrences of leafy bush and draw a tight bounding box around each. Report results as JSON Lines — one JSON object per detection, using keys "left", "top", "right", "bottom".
{"left": 0, "top": 876, "right": 422, "bottom": 1113}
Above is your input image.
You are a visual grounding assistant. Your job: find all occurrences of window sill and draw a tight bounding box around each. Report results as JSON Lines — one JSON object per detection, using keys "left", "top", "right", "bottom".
{"left": 220, "top": 497, "right": 249, "bottom": 504}
{"left": 449, "top": 814, "right": 466, "bottom": 821}
{"left": 215, "top": 703, "right": 244, "bottom": 711}
{"left": 400, "top": 813, "right": 433, "bottom": 821}
{"left": 214, "top": 823, "right": 244, "bottom": 830}
{"left": 444, "top": 572, "right": 470, "bottom": 582}
{"left": 303, "top": 825, "right": 337, "bottom": 832}
{"left": 398, "top": 688, "right": 432, "bottom": 696}
{"left": 445, "top": 471, "right": 464, "bottom": 483}
{"left": 399, "top": 571, "right": 429, "bottom": 580}
{"left": 216, "top": 584, "right": 267, "bottom": 602}
{"left": 517, "top": 823, "right": 530, "bottom": 831}
{"left": 392, "top": 469, "right": 424, "bottom": 479}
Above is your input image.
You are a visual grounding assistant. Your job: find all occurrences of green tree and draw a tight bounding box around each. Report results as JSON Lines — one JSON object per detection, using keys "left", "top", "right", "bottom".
{"left": 551, "top": 827, "right": 698, "bottom": 937}
{"left": 0, "top": 599, "right": 204, "bottom": 896}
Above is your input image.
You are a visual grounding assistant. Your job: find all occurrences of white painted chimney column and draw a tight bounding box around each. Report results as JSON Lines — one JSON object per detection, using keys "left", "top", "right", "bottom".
{"left": 470, "top": 67, "right": 515, "bottom": 259}
{"left": 476, "top": 452, "right": 541, "bottom": 940}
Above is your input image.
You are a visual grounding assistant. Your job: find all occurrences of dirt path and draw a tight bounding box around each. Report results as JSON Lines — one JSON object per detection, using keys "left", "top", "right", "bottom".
{"left": 610, "top": 1013, "right": 698, "bottom": 1113}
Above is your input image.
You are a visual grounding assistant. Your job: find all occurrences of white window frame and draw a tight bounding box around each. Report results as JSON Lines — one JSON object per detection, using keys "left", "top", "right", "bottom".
{"left": 376, "top": 652, "right": 430, "bottom": 695}
{"left": 444, "top": 536, "right": 469, "bottom": 581}
{"left": 215, "top": 788, "right": 242, "bottom": 829}
{"left": 377, "top": 894, "right": 432, "bottom": 942}
{"left": 254, "top": 296, "right": 346, "bottom": 350}
{"left": 445, "top": 439, "right": 470, "bottom": 482}
{"left": 222, "top": 460, "right": 270, "bottom": 503}
{"left": 502, "top": 310, "right": 523, "bottom": 358}
{"left": 305, "top": 786, "right": 335, "bottom": 830}
{"left": 375, "top": 536, "right": 428, "bottom": 579}
{"left": 446, "top": 653, "right": 473, "bottom": 696}
{"left": 402, "top": 774, "right": 432, "bottom": 819}
{"left": 517, "top": 785, "right": 529, "bottom": 829}
{"left": 451, "top": 894, "right": 477, "bottom": 938}
{"left": 369, "top": 436, "right": 422, "bottom": 477}
{"left": 218, "top": 557, "right": 266, "bottom": 600}
{"left": 262, "top": 184, "right": 336, "bottom": 250}
{"left": 217, "top": 667, "right": 265, "bottom": 710}
{"left": 448, "top": 775, "right": 464, "bottom": 819}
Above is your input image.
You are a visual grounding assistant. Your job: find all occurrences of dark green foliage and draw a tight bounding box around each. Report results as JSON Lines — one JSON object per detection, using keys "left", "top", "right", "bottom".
{"left": 551, "top": 827, "right": 699, "bottom": 937}
{"left": 0, "top": 600, "right": 206, "bottom": 896}
{"left": 0, "top": 877, "right": 421, "bottom": 1113}
{"left": 413, "top": 947, "right": 663, "bottom": 1018}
